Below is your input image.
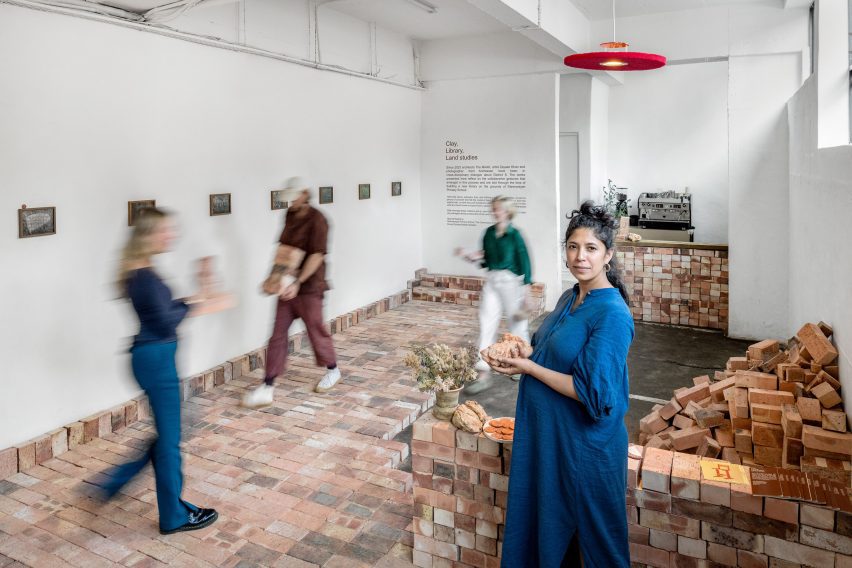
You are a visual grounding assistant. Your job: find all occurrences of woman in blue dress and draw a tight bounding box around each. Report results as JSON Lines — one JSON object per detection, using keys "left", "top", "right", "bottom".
{"left": 490, "top": 201, "right": 634, "bottom": 567}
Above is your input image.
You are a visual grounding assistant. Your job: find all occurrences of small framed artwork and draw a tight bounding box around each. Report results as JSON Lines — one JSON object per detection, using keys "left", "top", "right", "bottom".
{"left": 209, "top": 193, "right": 232, "bottom": 216}
{"left": 391, "top": 181, "right": 402, "bottom": 197}
{"left": 358, "top": 183, "right": 371, "bottom": 200}
{"left": 128, "top": 200, "right": 156, "bottom": 226}
{"left": 319, "top": 186, "right": 334, "bottom": 205}
{"left": 18, "top": 206, "right": 56, "bottom": 238}
{"left": 270, "top": 190, "right": 288, "bottom": 211}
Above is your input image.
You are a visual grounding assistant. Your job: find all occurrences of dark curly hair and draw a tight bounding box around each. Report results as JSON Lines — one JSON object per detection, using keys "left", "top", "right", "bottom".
{"left": 565, "top": 200, "right": 629, "bottom": 303}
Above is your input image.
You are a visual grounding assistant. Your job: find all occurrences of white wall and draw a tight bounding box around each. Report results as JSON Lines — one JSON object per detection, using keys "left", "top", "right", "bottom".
{"left": 595, "top": 3, "right": 809, "bottom": 339}
{"left": 420, "top": 74, "right": 562, "bottom": 308}
{"left": 607, "top": 62, "right": 729, "bottom": 244}
{"left": 787, "top": 76, "right": 852, "bottom": 405}
{"left": 559, "top": 74, "right": 592, "bottom": 204}
{"left": 0, "top": 4, "right": 423, "bottom": 449}
{"left": 727, "top": 53, "right": 802, "bottom": 340}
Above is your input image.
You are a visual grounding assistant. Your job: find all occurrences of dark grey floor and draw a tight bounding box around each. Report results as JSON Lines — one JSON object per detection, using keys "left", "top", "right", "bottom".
{"left": 395, "top": 318, "right": 752, "bottom": 471}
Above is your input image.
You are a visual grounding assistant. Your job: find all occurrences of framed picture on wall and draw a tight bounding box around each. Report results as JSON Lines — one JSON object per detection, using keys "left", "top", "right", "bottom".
{"left": 319, "top": 186, "right": 334, "bottom": 205}
{"left": 358, "top": 184, "right": 371, "bottom": 200}
{"left": 209, "top": 193, "right": 232, "bottom": 216}
{"left": 128, "top": 200, "right": 156, "bottom": 226}
{"left": 18, "top": 206, "right": 56, "bottom": 238}
{"left": 391, "top": 181, "right": 402, "bottom": 197}
{"left": 270, "top": 190, "right": 288, "bottom": 211}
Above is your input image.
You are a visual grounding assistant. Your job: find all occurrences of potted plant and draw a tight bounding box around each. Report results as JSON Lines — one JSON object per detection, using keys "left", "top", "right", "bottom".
{"left": 404, "top": 343, "right": 478, "bottom": 420}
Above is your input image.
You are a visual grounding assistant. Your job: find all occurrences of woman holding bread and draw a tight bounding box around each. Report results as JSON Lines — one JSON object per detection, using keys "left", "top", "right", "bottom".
{"left": 489, "top": 201, "right": 634, "bottom": 567}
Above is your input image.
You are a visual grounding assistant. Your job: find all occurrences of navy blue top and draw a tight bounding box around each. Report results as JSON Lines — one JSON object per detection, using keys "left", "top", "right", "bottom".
{"left": 127, "top": 268, "right": 188, "bottom": 347}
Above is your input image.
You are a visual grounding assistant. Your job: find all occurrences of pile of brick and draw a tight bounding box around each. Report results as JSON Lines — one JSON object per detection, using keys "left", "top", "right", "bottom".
{"left": 639, "top": 322, "right": 851, "bottom": 484}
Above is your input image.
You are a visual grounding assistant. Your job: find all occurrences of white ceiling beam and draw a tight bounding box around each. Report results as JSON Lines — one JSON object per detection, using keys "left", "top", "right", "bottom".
{"left": 783, "top": 0, "right": 812, "bottom": 8}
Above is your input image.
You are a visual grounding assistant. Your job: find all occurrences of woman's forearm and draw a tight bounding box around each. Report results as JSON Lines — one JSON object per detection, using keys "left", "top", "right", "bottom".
{"left": 526, "top": 361, "right": 579, "bottom": 400}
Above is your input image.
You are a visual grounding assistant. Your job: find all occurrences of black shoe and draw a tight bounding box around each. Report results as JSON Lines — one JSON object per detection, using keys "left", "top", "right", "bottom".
{"left": 160, "top": 508, "right": 218, "bottom": 535}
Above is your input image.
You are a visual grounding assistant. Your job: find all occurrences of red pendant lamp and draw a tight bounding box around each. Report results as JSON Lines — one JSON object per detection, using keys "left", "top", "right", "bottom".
{"left": 564, "top": 0, "right": 665, "bottom": 71}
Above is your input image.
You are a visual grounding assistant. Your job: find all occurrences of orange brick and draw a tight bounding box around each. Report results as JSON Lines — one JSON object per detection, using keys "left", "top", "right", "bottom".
{"left": 748, "top": 388, "right": 794, "bottom": 407}
{"left": 673, "top": 414, "right": 696, "bottom": 430}
{"left": 797, "top": 323, "right": 838, "bottom": 365}
{"left": 675, "top": 383, "right": 711, "bottom": 408}
{"left": 732, "top": 388, "right": 749, "bottom": 419}
{"left": 640, "top": 411, "right": 670, "bottom": 435}
{"left": 659, "top": 398, "right": 683, "bottom": 421}
{"left": 751, "top": 404, "right": 782, "bottom": 425}
{"left": 697, "top": 436, "right": 722, "bottom": 459}
{"left": 642, "top": 447, "right": 674, "bottom": 494}
{"left": 431, "top": 422, "right": 456, "bottom": 448}
{"left": 629, "top": 542, "right": 670, "bottom": 568}
{"left": 798, "top": 397, "right": 823, "bottom": 425}
{"left": 0, "top": 447, "right": 17, "bottom": 478}
{"left": 812, "top": 382, "right": 842, "bottom": 409}
{"left": 731, "top": 484, "right": 763, "bottom": 516}
{"left": 734, "top": 370, "right": 777, "bottom": 390}
{"left": 714, "top": 428, "right": 735, "bottom": 448}
{"left": 735, "top": 429, "right": 754, "bottom": 454}
{"left": 782, "top": 404, "right": 803, "bottom": 439}
{"left": 782, "top": 436, "right": 804, "bottom": 468}
{"left": 822, "top": 410, "right": 847, "bottom": 433}
{"left": 671, "top": 452, "right": 701, "bottom": 500}
{"left": 764, "top": 497, "right": 798, "bottom": 524}
{"left": 802, "top": 425, "right": 852, "bottom": 457}
{"left": 709, "top": 377, "right": 736, "bottom": 403}
{"left": 670, "top": 427, "right": 711, "bottom": 452}
{"left": 748, "top": 339, "right": 780, "bottom": 361}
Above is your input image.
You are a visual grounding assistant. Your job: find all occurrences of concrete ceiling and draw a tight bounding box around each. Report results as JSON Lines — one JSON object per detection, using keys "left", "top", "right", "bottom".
{"left": 326, "top": 0, "right": 508, "bottom": 40}
{"left": 570, "top": 0, "right": 782, "bottom": 21}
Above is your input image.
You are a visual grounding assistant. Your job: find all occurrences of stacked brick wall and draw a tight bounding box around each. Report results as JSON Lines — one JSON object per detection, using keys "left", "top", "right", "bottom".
{"left": 409, "top": 269, "right": 546, "bottom": 320}
{"left": 616, "top": 242, "right": 729, "bottom": 332}
{"left": 409, "top": 414, "right": 852, "bottom": 567}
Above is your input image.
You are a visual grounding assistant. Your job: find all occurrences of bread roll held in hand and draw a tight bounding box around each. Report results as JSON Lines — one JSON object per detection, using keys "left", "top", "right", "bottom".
{"left": 480, "top": 333, "right": 533, "bottom": 366}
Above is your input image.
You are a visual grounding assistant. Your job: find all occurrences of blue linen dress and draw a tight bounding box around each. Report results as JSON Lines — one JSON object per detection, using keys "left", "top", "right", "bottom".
{"left": 501, "top": 285, "right": 634, "bottom": 568}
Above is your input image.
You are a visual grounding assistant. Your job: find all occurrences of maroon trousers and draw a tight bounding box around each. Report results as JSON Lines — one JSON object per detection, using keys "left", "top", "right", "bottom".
{"left": 265, "top": 293, "right": 337, "bottom": 383}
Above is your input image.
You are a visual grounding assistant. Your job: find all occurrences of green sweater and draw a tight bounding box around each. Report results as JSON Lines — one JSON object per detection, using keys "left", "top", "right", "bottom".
{"left": 481, "top": 224, "right": 532, "bottom": 285}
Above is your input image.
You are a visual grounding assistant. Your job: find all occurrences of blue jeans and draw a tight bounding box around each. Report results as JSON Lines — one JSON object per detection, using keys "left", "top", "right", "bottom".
{"left": 103, "top": 341, "right": 197, "bottom": 531}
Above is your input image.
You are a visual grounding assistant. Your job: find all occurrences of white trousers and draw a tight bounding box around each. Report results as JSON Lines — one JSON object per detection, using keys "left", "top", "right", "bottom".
{"left": 478, "top": 270, "right": 529, "bottom": 352}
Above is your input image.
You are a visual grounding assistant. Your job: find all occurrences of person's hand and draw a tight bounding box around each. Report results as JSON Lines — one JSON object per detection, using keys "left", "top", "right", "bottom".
{"left": 489, "top": 356, "right": 534, "bottom": 377}
{"left": 279, "top": 281, "right": 300, "bottom": 301}
{"left": 453, "top": 247, "right": 464, "bottom": 257}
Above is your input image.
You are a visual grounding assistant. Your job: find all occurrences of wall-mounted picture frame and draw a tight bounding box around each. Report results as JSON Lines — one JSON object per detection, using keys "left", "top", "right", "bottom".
{"left": 319, "top": 186, "right": 334, "bottom": 205}
{"left": 358, "top": 183, "right": 371, "bottom": 200}
{"left": 209, "top": 193, "right": 232, "bottom": 216}
{"left": 391, "top": 181, "right": 402, "bottom": 197}
{"left": 18, "top": 206, "right": 56, "bottom": 238}
{"left": 128, "top": 200, "right": 156, "bottom": 226}
{"left": 271, "top": 190, "right": 288, "bottom": 211}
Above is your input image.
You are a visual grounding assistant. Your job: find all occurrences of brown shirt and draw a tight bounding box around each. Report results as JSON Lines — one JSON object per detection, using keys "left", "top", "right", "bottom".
{"left": 279, "top": 206, "right": 329, "bottom": 295}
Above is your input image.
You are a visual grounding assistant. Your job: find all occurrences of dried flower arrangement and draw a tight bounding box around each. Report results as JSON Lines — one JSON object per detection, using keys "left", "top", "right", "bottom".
{"left": 404, "top": 343, "right": 478, "bottom": 393}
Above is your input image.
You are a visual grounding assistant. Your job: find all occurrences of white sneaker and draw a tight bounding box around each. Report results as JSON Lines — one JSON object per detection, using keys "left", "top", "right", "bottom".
{"left": 315, "top": 367, "right": 341, "bottom": 393}
{"left": 241, "top": 384, "right": 274, "bottom": 408}
{"left": 474, "top": 359, "right": 490, "bottom": 372}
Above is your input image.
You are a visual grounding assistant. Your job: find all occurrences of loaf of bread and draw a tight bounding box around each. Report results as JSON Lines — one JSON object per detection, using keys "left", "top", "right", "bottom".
{"left": 480, "top": 333, "right": 533, "bottom": 364}
{"left": 451, "top": 401, "right": 490, "bottom": 433}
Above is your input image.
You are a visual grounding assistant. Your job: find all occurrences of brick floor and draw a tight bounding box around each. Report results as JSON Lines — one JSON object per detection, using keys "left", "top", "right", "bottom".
{"left": 0, "top": 301, "right": 480, "bottom": 567}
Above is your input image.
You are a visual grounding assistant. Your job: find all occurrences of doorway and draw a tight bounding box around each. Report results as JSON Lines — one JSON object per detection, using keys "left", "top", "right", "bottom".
{"left": 559, "top": 132, "right": 579, "bottom": 291}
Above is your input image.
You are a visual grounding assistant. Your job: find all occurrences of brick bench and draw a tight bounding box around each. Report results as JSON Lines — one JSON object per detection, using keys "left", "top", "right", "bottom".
{"left": 410, "top": 414, "right": 852, "bottom": 567}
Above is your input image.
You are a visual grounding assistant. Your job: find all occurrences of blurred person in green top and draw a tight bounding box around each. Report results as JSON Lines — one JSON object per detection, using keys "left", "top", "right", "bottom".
{"left": 456, "top": 196, "right": 533, "bottom": 379}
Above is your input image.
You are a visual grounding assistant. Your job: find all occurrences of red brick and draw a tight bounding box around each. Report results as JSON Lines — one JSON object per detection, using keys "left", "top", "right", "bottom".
{"left": 629, "top": 542, "right": 670, "bottom": 568}
{"left": 630, "top": 487, "right": 672, "bottom": 512}
{"left": 412, "top": 440, "right": 455, "bottom": 461}
{"left": 764, "top": 535, "right": 835, "bottom": 566}
{"left": 748, "top": 340, "right": 780, "bottom": 361}
{"left": 735, "top": 429, "right": 754, "bottom": 454}
{"left": 628, "top": 522, "right": 650, "bottom": 544}
{"left": 0, "top": 447, "right": 18, "bottom": 478}
{"left": 781, "top": 404, "right": 803, "bottom": 439}
{"left": 707, "top": 542, "right": 738, "bottom": 566}
{"left": 823, "top": 410, "right": 847, "bottom": 433}
{"left": 16, "top": 441, "right": 35, "bottom": 471}
{"left": 674, "top": 414, "right": 697, "bottom": 430}
{"left": 639, "top": 509, "right": 700, "bottom": 538}
{"left": 800, "top": 504, "right": 835, "bottom": 531}
{"left": 763, "top": 497, "right": 798, "bottom": 525}
{"left": 738, "top": 550, "right": 769, "bottom": 568}
{"left": 660, "top": 398, "right": 684, "bottom": 421}
{"left": 799, "top": 525, "right": 852, "bottom": 555}
{"left": 676, "top": 383, "right": 712, "bottom": 408}
{"left": 754, "top": 445, "right": 783, "bottom": 467}
{"left": 678, "top": 535, "right": 707, "bottom": 559}
{"left": 701, "top": 522, "right": 762, "bottom": 552}
{"left": 641, "top": 411, "right": 670, "bottom": 435}
{"left": 431, "top": 422, "right": 456, "bottom": 448}
{"left": 752, "top": 423, "right": 784, "bottom": 448}
{"left": 649, "top": 527, "right": 678, "bottom": 551}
